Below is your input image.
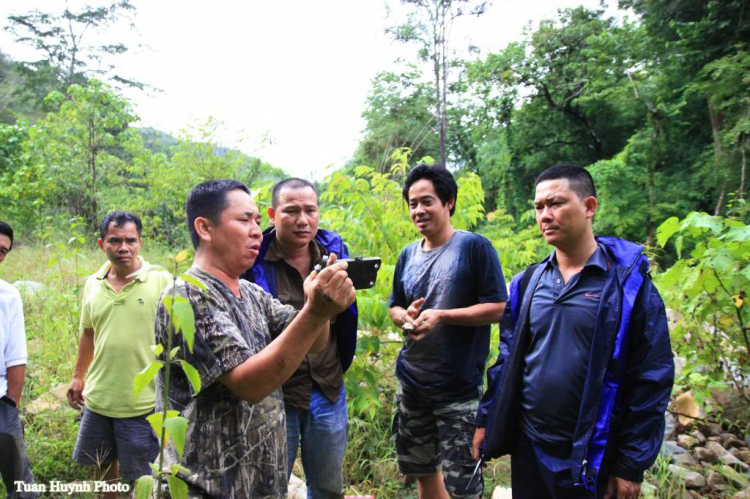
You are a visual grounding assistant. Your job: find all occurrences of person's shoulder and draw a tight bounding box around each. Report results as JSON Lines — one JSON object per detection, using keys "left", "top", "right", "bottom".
{"left": 456, "top": 230, "right": 496, "bottom": 254}
{"left": 0, "top": 278, "right": 22, "bottom": 302}
{"left": 456, "top": 230, "right": 491, "bottom": 245}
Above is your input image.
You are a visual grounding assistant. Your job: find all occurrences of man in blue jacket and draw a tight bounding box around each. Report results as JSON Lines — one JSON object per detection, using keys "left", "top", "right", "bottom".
{"left": 242, "top": 178, "right": 357, "bottom": 499}
{"left": 472, "top": 165, "right": 674, "bottom": 499}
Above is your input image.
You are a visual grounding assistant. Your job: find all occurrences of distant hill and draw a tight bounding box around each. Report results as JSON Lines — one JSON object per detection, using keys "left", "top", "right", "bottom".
{"left": 136, "top": 126, "right": 287, "bottom": 185}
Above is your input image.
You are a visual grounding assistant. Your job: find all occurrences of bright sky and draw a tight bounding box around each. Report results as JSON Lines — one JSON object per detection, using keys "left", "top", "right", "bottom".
{"left": 0, "top": 0, "right": 604, "bottom": 180}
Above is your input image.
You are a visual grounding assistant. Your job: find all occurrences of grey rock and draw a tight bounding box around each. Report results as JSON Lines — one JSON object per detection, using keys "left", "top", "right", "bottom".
{"left": 678, "top": 434, "right": 699, "bottom": 449}
{"left": 709, "top": 436, "right": 722, "bottom": 442}
{"left": 734, "top": 489, "right": 750, "bottom": 499}
{"left": 707, "top": 440, "right": 729, "bottom": 456}
{"left": 690, "top": 430, "right": 707, "bottom": 445}
{"left": 13, "top": 280, "right": 44, "bottom": 294}
{"left": 694, "top": 446, "right": 719, "bottom": 464}
{"left": 664, "top": 412, "right": 677, "bottom": 440}
{"left": 668, "top": 464, "right": 706, "bottom": 489}
{"left": 720, "top": 451, "right": 750, "bottom": 471}
{"left": 673, "top": 453, "right": 697, "bottom": 466}
{"left": 725, "top": 435, "right": 746, "bottom": 449}
{"left": 661, "top": 441, "right": 689, "bottom": 459}
{"left": 707, "top": 470, "right": 728, "bottom": 492}
{"left": 730, "top": 448, "right": 750, "bottom": 465}
{"left": 491, "top": 487, "right": 512, "bottom": 499}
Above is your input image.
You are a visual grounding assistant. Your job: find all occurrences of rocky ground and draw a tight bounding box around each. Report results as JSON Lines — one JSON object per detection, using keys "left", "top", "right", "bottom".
{"left": 655, "top": 401, "right": 750, "bottom": 498}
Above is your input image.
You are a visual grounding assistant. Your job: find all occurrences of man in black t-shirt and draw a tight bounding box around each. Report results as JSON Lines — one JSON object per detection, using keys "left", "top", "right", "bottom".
{"left": 389, "top": 164, "right": 507, "bottom": 499}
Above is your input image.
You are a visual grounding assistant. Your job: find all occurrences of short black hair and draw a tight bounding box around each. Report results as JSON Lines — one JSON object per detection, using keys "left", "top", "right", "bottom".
{"left": 0, "top": 221, "right": 14, "bottom": 250}
{"left": 271, "top": 178, "right": 317, "bottom": 208}
{"left": 99, "top": 211, "right": 143, "bottom": 240}
{"left": 402, "top": 164, "right": 458, "bottom": 216}
{"left": 535, "top": 164, "right": 597, "bottom": 200}
{"left": 186, "top": 179, "right": 251, "bottom": 249}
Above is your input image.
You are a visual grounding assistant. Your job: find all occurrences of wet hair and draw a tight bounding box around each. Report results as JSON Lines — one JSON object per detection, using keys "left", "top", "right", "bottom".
{"left": 0, "top": 221, "right": 14, "bottom": 250}
{"left": 535, "top": 164, "right": 596, "bottom": 200}
{"left": 271, "top": 178, "right": 317, "bottom": 208}
{"left": 99, "top": 211, "right": 143, "bottom": 240}
{"left": 186, "top": 179, "right": 251, "bottom": 249}
{"left": 402, "top": 164, "right": 458, "bottom": 216}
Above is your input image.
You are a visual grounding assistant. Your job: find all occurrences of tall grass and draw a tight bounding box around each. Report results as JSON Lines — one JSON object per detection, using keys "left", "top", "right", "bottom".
{"left": 0, "top": 240, "right": 175, "bottom": 495}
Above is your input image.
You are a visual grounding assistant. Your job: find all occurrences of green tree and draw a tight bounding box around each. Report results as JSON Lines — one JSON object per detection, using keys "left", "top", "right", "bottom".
{"left": 5, "top": 0, "right": 141, "bottom": 106}
{"left": 387, "top": 0, "right": 487, "bottom": 166}
{"left": 29, "top": 79, "right": 138, "bottom": 231}
{"left": 353, "top": 67, "right": 439, "bottom": 171}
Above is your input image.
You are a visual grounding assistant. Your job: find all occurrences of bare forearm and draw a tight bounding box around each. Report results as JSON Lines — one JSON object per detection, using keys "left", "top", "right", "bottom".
{"left": 6, "top": 365, "right": 25, "bottom": 405}
{"left": 440, "top": 302, "right": 505, "bottom": 327}
{"left": 220, "top": 305, "right": 330, "bottom": 403}
{"left": 73, "top": 328, "right": 95, "bottom": 380}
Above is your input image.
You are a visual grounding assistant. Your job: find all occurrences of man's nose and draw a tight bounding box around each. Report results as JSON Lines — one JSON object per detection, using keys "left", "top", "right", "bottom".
{"left": 539, "top": 206, "right": 553, "bottom": 221}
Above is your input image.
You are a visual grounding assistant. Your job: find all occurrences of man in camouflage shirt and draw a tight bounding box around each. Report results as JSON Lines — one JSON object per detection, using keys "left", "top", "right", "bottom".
{"left": 155, "top": 179, "right": 355, "bottom": 498}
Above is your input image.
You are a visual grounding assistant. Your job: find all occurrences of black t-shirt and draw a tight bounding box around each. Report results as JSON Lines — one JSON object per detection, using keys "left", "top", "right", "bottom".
{"left": 389, "top": 230, "right": 507, "bottom": 402}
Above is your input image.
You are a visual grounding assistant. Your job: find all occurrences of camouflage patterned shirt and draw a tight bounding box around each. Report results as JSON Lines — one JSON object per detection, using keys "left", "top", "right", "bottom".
{"left": 155, "top": 267, "right": 297, "bottom": 498}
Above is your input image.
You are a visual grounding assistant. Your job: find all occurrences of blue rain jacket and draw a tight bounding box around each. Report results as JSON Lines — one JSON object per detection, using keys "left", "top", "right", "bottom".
{"left": 476, "top": 236, "right": 674, "bottom": 491}
{"left": 241, "top": 227, "right": 359, "bottom": 372}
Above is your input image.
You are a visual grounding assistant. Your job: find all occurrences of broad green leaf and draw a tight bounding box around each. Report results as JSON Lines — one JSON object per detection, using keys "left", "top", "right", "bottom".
{"left": 167, "top": 475, "right": 188, "bottom": 499}
{"left": 181, "top": 273, "right": 207, "bottom": 291}
{"left": 162, "top": 295, "right": 174, "bottom": 317}
{"left": 170, "top": 464, "right": 192, "bottom": 476}
{"left": 173, "top": 302, "right": 196, "bottom": 353}
{"left": 150, "top": 344, "right": 164, "bottom": 356}
{"left": 675, "top": 235, "right": 684, "bottom": 259}
{"left": 656, "top": 216, "right": 680, "bottom": 248}
{"left": 725, "top": 226, "right": 750, "bottom": 242}
{"left": 148, "top": 410, "right": 180, "bottom": 437}
{"left": 134, "top": 476, "right": 154, "bottom": 499}
{"left": 133, "top": 361, "right": 163, "bottom": 401}
{"left": 169, "top": 347, "right": 180, "bottom": 360}
{"left": 175, "top": 250, "right": 190, "bottom": 263}
{"left": 164, "top": 416, "right": 189, "bottom": 459}
{"left": 179, "top": 360, "right": 202, "bottom": 395}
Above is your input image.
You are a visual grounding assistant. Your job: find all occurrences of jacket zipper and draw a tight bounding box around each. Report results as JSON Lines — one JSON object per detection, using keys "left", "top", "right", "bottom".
{"left": 578, "top": 254, "right": 641, "bottom": 481}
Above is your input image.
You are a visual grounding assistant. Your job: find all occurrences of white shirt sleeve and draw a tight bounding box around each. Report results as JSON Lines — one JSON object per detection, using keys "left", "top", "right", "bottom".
{"left": 5, "top": 291, "right": 27, "bottom": 368}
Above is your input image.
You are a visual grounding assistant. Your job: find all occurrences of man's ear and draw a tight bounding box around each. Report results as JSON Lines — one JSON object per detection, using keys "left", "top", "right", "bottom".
{"left": 194, "top": 217, "right": 213, "bottom": 244}
{"left": 584, "top": 196, "right": 598, "bottom": 219}
{"left": 268, "top": 207, "right": 276, "bottom": 226}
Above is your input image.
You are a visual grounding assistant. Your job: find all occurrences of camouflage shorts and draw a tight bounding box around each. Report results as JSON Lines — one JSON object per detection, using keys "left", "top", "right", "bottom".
{"left": 391, "top": 384, "right": 483, "bottom": 498}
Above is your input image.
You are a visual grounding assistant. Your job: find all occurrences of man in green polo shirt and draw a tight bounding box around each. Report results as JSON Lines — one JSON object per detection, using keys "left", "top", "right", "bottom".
{"left": 67, "top": 211, "right": 172, "bottom": 494}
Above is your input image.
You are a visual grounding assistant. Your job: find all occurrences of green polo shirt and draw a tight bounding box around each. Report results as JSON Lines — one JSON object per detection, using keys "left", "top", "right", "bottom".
{"left": 80, "top": 257, "right": 172, "bottom": 418}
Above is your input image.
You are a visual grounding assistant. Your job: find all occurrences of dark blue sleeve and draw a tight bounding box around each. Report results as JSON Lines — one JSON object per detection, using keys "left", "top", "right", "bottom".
{"left": 388, "top": 249, "right": 408, "bottom": 309}
{"left": 334, "top": 238, "right": 359, "bottom": 373}
{"left": 473, "top": 238, "right": 508, "bottom": 303}
{"left": 476, "top": 271, "right": 521, "bottom": 427}
{"left": 610, "top": 278, "right": 674, "bottom": 482}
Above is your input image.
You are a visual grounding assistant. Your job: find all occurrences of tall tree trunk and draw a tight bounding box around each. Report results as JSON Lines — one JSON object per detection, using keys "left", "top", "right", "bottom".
{"left": 739, "top": 135, "right": 747, "bottom": 201}
{"left": 89, "top": 118, "right": 98, "bottom": 230}
{"left": 709, "top": 100, "right": 729, "bottom": 215}
{"left": 439, "top": 2, "right": 448, "bottom": 167}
